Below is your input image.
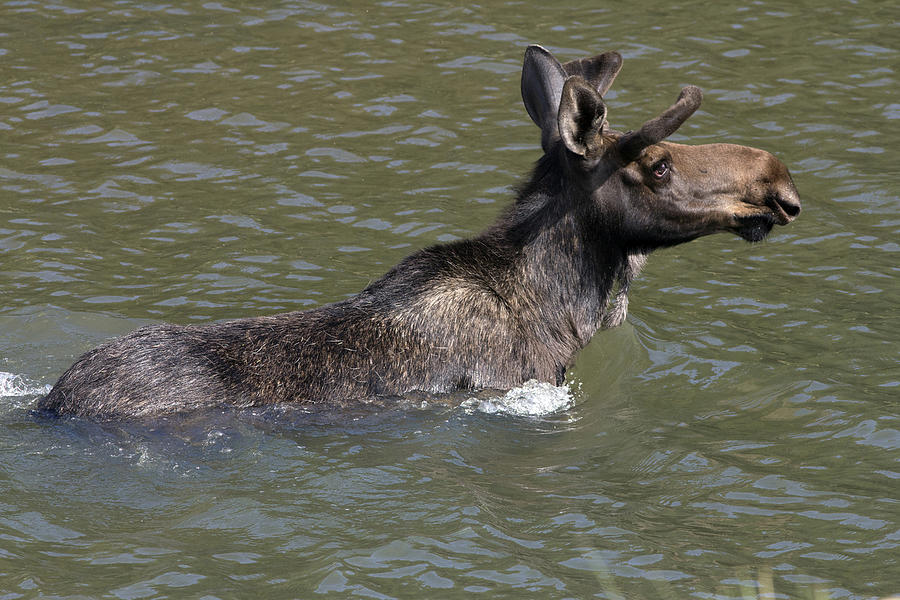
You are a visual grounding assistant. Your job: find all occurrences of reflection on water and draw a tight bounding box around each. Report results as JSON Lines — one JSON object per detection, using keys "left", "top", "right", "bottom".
{"left": 1, "top": 0, "right": 898, "bottom": 598}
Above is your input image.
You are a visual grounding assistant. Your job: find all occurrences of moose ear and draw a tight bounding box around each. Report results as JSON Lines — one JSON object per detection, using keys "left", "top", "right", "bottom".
{"left": 562, "top": 50, "right": 623, "bottom": 97}
{"left": 558, "top": 76, "right": 608, "bottom": 157}
{"left": 521, "top": 45, "right": 568, "bottom": 152}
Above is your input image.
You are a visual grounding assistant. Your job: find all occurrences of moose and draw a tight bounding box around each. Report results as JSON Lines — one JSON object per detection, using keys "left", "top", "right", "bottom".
{"left": 37, "top": 45, "right": 800, "bottom": 419}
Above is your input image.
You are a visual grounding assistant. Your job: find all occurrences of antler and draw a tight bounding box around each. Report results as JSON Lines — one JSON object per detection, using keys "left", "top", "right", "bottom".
{"left": 617, "top": 85, "right": 703, "bottom": 160}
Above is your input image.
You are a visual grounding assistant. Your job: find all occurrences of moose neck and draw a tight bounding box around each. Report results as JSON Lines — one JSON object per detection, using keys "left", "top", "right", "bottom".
{"left": 493, "top": 150, "right": 627, "bottom": 354}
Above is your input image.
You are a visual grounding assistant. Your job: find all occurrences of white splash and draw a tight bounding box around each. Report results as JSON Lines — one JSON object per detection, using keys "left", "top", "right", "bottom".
{"left": 0, "top": 371, "right": 52, "bottom": 398}
{"left": 461, "top": 380, "right": 574, "bottom": 417}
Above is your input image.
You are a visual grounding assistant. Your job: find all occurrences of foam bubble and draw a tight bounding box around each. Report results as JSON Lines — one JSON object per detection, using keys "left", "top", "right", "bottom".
{"left": 461, "top": 379, "right": 574, "bottom": 417}
{"left": 0, "top": 371, "right": 52, "bottom": 398}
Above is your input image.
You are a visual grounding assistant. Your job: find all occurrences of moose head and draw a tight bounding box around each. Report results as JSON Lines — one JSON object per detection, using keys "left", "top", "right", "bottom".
{"left": 521, "top": 45, "right": 800, "bottom": 251}
{"left": 518, "top": 45, "right": 800, "bottom": 328}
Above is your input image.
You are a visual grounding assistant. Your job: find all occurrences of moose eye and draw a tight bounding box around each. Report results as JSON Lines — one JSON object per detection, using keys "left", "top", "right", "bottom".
{"left": 652, "top": 160, "right": 670, "bottom": 179}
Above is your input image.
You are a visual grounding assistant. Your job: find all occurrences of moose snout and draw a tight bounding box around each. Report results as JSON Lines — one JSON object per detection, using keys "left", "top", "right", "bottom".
{"left": 755, "top": 153, "right": 801, "bottom": 225}
{"left": 766, "top": 180, "right": 801, "bottom": 225}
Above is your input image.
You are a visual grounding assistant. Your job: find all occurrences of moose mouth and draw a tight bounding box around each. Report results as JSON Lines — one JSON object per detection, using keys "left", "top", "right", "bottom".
{"left": 734, "top": 213, "right": 775, "bottom": 242}
{"left": 733, "top": 190, "right": 799, "bottom": 242}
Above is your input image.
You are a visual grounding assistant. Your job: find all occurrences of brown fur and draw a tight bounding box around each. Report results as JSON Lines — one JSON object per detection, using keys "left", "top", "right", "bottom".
{"left": 37, "top": 45, "right": 800, "bottom": 419}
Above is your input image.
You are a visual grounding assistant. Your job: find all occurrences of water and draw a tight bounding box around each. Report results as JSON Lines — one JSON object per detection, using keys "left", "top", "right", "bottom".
{"left": 1, "top": 0, "right": 898, "bottom": 598}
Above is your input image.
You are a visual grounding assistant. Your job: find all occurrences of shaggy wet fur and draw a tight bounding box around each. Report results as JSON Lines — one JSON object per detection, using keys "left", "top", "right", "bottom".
{"left": 38, "top": 45, "right": 799, "bottom": 419}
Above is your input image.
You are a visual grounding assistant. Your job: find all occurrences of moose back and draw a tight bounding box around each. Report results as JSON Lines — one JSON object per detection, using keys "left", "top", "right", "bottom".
{"left": 38, "top": 45, "right": 800, "bottom": 419}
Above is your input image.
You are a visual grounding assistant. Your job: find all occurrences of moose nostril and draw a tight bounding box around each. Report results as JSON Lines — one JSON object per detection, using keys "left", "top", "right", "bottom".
{"left": 769, "top": 186, "right": 801, "bottom": 223}
{"left": 778, "top": 194, "right": 801, "bottom": 218}
{"left": 764, "top": 188, "right": 801, "bottom": 225}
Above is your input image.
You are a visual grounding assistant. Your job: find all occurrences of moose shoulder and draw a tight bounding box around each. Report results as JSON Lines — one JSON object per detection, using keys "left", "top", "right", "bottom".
{"left": 38, "top": 45, "right": 800, "bottom": 419}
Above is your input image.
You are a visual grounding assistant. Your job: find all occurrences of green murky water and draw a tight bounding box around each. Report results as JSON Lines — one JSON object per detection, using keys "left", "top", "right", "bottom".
{"left": 1, "top": 1, "right": 898, "bottom": 598}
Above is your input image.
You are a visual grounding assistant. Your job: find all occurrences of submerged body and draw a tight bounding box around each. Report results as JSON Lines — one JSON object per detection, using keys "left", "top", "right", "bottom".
{"left": 38, "top": 45, "right": 800, "bottom": 419}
